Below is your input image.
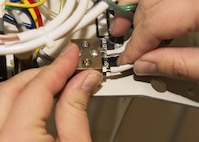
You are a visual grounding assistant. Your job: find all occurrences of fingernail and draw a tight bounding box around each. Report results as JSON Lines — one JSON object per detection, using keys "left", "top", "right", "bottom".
{"left": 59, "top": 43, "right": 74, "bottom": 56}
{"left": 134, "top": 60, "right": 158, "bottom": 76}
{"left": 82, "top": 73, "right": 103, "bottom": 95}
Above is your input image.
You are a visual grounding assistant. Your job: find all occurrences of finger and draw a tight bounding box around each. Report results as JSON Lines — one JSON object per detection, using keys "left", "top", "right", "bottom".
{"left": 0, "top": 68, "right": 41, "bottom": 128}
{"left": 0, "top": 44, "right": 79, "bottom": 141}
{"left": 109, "top": 0, "right": 138, "bottom": 36}
{"left": 117, "top": 21, "right": 161, "bottom": 65}
{"left": 117, "top": 0, "right": 198, "bottom": 65}
{"left": 118, "top": 0, "right": 139, "bottom": 5}
{"left": 109, "top": 14, "right": 133, "bottom": 37}
{"left": 134, "top": 47, "right": 199, "bottom": 80}
{"left": 55, "top": 70, "right": 103, "bottom": 142}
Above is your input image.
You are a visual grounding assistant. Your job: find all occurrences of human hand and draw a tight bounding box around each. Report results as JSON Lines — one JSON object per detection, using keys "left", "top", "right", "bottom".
{"left": 110, "top": 0, "right": 199, "bottom": 80}
{"left": 0, "top": 43, "right": 103, "bottom": 142}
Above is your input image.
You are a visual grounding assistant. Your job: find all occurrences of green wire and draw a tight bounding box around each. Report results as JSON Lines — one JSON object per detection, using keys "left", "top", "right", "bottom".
{"left": 5, "top": 6, "right": 24, "bottom": 10}
{"left": 119, "top": 4, "right": 137, "bottom": 11}
{"left": 106, "top": 1, "right": 137, "bottom": 20}
{"left": 109, "top": 4, "right": 137, "bottom": 11}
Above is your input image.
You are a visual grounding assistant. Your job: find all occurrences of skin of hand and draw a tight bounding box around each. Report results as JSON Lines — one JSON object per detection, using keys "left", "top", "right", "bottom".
{"left": 0, "top": 43, "right": 103, "bottom": 142}
{"left": 110, "top": 0, "right": 199, "bottom": 80}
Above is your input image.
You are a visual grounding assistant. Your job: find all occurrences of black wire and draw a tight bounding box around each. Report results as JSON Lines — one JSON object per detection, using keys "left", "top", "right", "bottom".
{"left": 20, "top": 9, "right": 37, "bottom": 29}
{"left": 4, "top": 8, "right": 37, "bottom": 29}
{"left": 4, "top": 13, "right": 34, "bottom": 29}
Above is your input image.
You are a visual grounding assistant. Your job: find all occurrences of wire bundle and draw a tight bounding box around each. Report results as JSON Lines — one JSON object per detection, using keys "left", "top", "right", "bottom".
{"left": 0, "top": 0, "right": 119, "bottom": 55}
{"left": 4, "top": 0, "right": 44, "bottom": 28}
{"left": 0, "top": 0, "right": 138, "bottom": 56}
{"left": 0, "top": 0, "right": 137, "bottom": 74}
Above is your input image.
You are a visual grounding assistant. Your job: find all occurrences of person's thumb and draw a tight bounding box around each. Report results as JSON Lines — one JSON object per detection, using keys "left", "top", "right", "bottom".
{"left": 134, "top": 47, "right": 199, "bottom": 80}
{"left": 55, "top": 70, "right": 103, "bottom": 142}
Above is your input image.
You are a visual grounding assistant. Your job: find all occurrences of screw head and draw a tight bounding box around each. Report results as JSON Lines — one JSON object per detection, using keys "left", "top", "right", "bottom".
{"left": 90, "top": 49, "right": 99, "bottom": 57}
{"left": 83, "top": 58, "right": 91, "bottom": 66}
{"left": 150, "top": 79, "right": 167, "bottom": 93}
{"left": 82, "top": 41, "right": 89, "bottom": 48}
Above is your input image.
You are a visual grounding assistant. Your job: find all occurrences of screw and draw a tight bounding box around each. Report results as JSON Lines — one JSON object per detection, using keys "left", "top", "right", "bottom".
{"left": 150, "top": 79, "right": 167, "bottom": 93}
{"left": 90, "top": 49, "right": 99, "bottom": 57}
{"left": 82, "top": 41, "right": 89, "bottom": 48}
{"left": 83, "top": 58, "right": 91, "bottom": 66}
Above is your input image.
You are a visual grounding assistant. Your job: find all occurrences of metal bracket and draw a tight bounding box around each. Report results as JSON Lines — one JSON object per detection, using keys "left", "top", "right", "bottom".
{"left": 72, "top": 39, "right": 103, "bottom": 72}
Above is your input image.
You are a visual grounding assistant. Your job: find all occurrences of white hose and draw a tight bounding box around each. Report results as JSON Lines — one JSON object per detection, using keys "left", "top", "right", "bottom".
{"left": 18, "top": 0, "right": 76, "bottom": 42}
{"left": 110, "top": 64, "right": 133, "bottom": 73}
{"left": 0, "top": 0, "right": 120, "bottom": 55}
{"left": 0, "top": 0, "right": 88, "bottom": 54}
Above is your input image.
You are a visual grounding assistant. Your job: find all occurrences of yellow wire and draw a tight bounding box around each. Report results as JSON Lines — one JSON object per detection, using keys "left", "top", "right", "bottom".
{"left": 22, "top": 0, "right": 39, "bottom": 27}
{"left": 5, "top": 0, "right": 46, "bottom": 8}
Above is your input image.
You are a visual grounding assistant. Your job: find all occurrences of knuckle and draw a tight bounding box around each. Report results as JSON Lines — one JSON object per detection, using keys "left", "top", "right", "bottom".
{"left": 166, "top": 56, "right": 189, "bottom": 80}
{"left": 67, "top": 92, "right": 88, "bottom": 112}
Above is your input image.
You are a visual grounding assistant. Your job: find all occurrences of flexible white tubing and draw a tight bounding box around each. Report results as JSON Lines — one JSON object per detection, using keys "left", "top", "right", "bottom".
{"left": 106, "top": 46, "right": 125, "bottom": 55}
{"left": 0, "top": 0, "right": 116, "bottom": 54}
{"left": 106, "top": 37, "right": 131, "bottom": 55}
{"left": 49, "top": 0, "right": 89, "bottom": 40}
{"left": 110, "top": 64, "right": 133, "bottom": 73}
{"left": 0, "top": 0, "right": 88, "bottom": 54}
{"left": 18, "top": 0, "right": 76, "bottom": 42}
{"left": 72, "top": 0, "right": 118, "bottom": 32}
{"left": 72, "top": 0, "right": 109, "bottom": 33}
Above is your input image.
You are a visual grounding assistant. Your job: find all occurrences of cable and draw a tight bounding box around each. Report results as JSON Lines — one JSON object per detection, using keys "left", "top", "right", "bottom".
{"left": 31, "top": 0, "right": 43, "bottom": 27}
{"left": 106, "top": 37, "right": 131, "bottom": 56}
{"left": 38, "top": 4, "right": 57, "bottom": 19}
{"left": 119, "top": 4, "right": 137, "bottom": 11}
{"left": 0, "top": 0, "right": 130, "bottom": 55}
{"left": 72, "top": 0, "right": 111, "bottom": 33}
{"left": 28, "top": 0, "right": 43, "bottom": 27}
{"left": 106, "top": 46, "right": 125, "bottom": 56}
{"left": 48, "top": 0, "right": 89, "bottom": 40}
{"left": 108, "top": 3, "right": 137, "bottom": 12}
{"left": 33, "top": 0, "right": 65, "bottom": 19}
{"left": 8, "top": 9, "right": 27, "bottom": 31}
{"left": 0, "top": 0, "right": 88, "bottom": 54}
{"left": 0, "top": 0, "right": 76, "bottom": 45}
{"left": 22, "top": 0, "right": 39, "bottom": 27}
{"left": 4, "top": 14, "right": 34, "bottom": 29}
{"left": 102, "top": 0, "right": 135, "bottom": 20}
{"left": 2, "top": 0, "right": 134, "bottom": 74}
{"left": 21, "top": 9, "right": 37, "bottom": 29}
{"left": 110, "top": 64, "right": 133, "bottom": 73}
{"left": 38, "top": 49, "right": 54, "bottom": 62}
{"left": 18, "top": 0, "right": 76, "bottom": 42}
{"left": 6, "top": 0, "right": 43, "bottom": 27}
{"left": 5, "top": 0, "right": 46, "bottom": 8}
